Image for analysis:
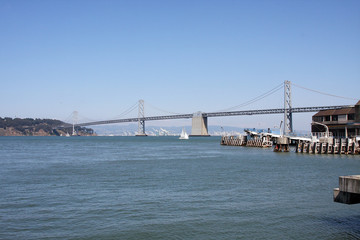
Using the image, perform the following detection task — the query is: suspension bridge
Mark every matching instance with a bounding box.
[62,81,356,136]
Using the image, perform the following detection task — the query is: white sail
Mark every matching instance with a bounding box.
[179,128,189,139]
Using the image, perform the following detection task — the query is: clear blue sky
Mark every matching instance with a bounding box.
[1,0,359,130]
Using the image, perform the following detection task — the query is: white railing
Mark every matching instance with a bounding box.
[312,132,333,138]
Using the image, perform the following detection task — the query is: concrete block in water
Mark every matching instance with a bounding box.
[334,175,360,204]
[276,136,289,145]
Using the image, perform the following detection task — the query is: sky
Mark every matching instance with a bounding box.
[1,0,359,131]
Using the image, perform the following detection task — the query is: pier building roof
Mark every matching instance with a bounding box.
[311,100,360,138]
[313,107,354,117]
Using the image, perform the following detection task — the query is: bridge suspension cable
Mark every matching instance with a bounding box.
[63,102,139,125]
[74,113,98,125]
[110,101,138,120]
[63,112,75,124]
[291,83,357,101]
[61,111,96,126]
[62,111,93,125]
[215,82,284,112]
[146,102,184,115]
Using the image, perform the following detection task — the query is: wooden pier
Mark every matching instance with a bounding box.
[220,135,247,147]
[220,134,272,148]
[221,133,360,154]
[295,138,359,154]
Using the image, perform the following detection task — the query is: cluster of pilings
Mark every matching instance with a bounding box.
[246,136,272,148]
[273,136,290,152]
[221,134,360,154]
[220,135,247,146]
[220,135,272,148]
[295,138,359,154]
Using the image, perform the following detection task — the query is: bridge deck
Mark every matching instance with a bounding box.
[67,105,352,127]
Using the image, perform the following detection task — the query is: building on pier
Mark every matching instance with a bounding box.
[311,100,360,138]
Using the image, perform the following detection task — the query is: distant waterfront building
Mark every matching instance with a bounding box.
[311,100,360,138]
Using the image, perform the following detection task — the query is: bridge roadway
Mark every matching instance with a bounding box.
[70,105,352,127]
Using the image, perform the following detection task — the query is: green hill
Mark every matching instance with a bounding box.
[0,117,95,136]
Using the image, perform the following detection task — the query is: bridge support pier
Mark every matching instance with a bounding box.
[274,136,290,152]
[190,112,210,137]
[136,100,147,136]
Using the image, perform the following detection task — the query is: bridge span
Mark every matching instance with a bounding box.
[63,81,357,136]
[68,105,352,136]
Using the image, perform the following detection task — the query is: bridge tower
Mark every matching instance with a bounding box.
[284,80,293,134]
[190,112,210,137]
[136,99,147,136]
[72,111,78,136]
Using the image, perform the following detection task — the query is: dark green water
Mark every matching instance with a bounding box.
[0,136,359,239]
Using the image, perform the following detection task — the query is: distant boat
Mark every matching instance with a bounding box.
[179,128,189,140]
[65,133,70,137]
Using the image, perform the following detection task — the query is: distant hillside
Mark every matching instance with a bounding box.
[0,117,95,136]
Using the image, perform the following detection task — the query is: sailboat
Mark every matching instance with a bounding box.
[179,128,189,140]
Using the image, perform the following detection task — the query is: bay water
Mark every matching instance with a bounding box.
[0,136,359,239]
